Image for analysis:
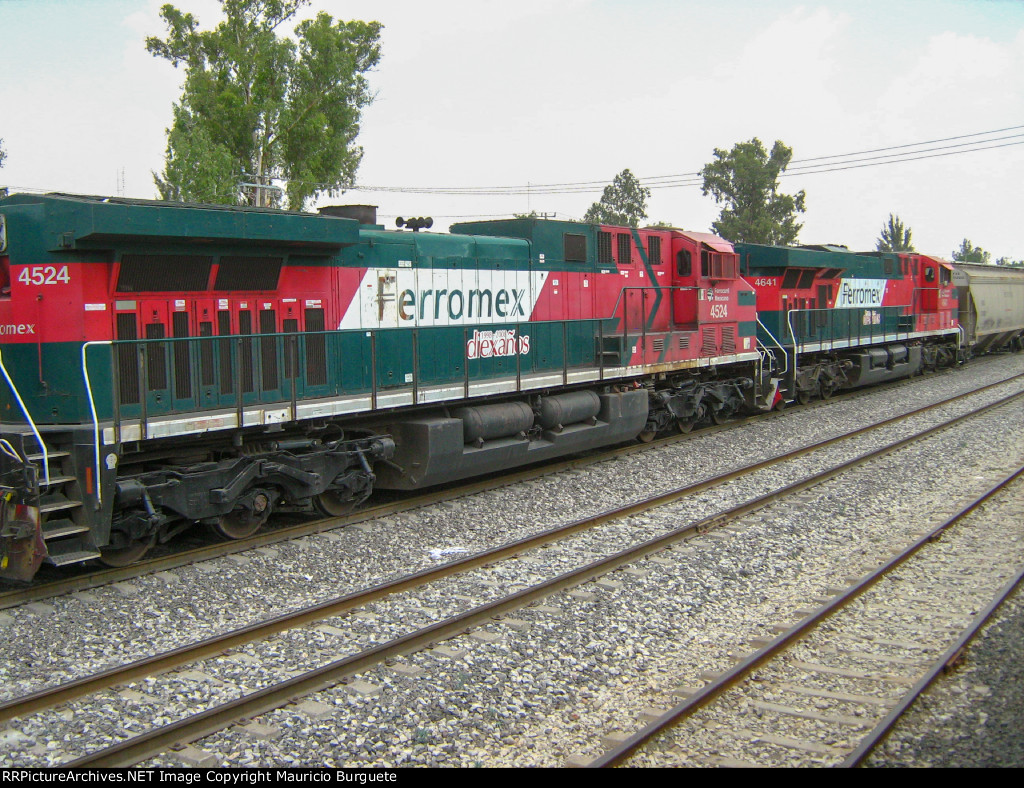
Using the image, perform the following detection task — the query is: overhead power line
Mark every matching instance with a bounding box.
[345,123,1024,196]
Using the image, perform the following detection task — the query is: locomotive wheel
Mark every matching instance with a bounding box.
[213,491,272,540]
[313,491,360,518]
[213,510,267,540]
[820,382,835,400]
[796,389,812,406]
[99,536,155,567]
[710,408,729,426]
[637,429,657,443]
[677,418,697,434]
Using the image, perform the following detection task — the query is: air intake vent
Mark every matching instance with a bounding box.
[652,337,665,353]
[678,335,690,350]
[722,325,736,354]
[117,255,212,292]
[701,328,717,356]
[214,256,282,291]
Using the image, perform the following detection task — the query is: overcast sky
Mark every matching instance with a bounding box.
[1,0,1022,259]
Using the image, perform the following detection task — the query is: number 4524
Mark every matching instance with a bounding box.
[17,265,71,286]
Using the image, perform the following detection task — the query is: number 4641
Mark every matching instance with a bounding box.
[17,265,71,286]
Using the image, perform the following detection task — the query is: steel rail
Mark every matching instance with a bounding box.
[592,463,1024,768]
[59,390,1024,767]
[841,564,1024,767]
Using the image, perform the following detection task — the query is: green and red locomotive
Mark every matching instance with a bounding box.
[737,243,961,403]
[1,192,1004,582]
[0,194,767,580]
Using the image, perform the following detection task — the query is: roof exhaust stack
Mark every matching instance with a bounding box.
[319,204,378,225]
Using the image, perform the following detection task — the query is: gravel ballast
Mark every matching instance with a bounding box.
[0,354,1022,768]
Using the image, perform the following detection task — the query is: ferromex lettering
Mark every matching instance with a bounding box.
[835,279,886,308]
[0,324,35,335]
[340,268,548,329]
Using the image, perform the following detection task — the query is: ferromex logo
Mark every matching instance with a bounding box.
[340,269,549,329]
[835,279,886,308]
[399,287,526,322]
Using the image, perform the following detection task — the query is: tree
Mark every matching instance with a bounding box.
[952,239,992,264]
[583,169,651,226]
[876,213,915,252]
[0,138,6,169]
[700,138,806,245]
[996,257,1024,267]
[147,0,381,210]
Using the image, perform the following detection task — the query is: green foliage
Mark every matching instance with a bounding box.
[147,0,381,210]
[996,256,1024,267]
[583,169,651,227]
[876,213,914,252]
[952,239,992,264]
[0,138,6,169]
[700,138,806,245]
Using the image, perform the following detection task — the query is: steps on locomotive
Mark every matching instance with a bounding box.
[597,334,628,364]
[14,432,101,566]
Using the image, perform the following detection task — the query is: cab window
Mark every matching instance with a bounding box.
[676,249,692,277]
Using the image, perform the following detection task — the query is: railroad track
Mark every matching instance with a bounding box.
[2,378,1021,767]
[592,465,1024,768]
[1,363,1015,611]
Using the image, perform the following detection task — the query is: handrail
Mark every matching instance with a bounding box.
[756,318,788,376]
[785,303,925,350]
[81,341,111,506]
[0,346,50,489]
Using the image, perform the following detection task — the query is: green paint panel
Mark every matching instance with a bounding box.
[0,193,359,252]
[451,218,604,271]
[737,243,900,279]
